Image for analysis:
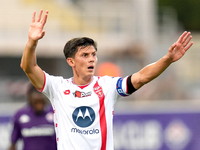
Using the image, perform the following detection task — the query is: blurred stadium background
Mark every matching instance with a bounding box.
[1,0,200,149]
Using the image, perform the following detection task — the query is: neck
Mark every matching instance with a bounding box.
[73,75,93,85]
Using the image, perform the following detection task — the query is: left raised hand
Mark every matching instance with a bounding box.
[167,31,193,62]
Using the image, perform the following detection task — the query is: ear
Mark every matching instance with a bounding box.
[67,58,75,67]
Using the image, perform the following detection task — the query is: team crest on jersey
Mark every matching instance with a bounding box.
[73,91,92,98]
[72,106,95,128]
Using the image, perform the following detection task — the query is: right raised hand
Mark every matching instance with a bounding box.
[28,10,49,41]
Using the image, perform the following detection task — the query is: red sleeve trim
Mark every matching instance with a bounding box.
[37,71,46,92]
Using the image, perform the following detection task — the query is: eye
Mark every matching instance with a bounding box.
[92,53,96,56]
[82,53,87,57]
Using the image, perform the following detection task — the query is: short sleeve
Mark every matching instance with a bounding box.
[41,71,54,101]
[41,71,67,103]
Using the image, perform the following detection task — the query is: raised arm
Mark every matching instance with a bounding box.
[20,10,48,90]
[131,31,193,89]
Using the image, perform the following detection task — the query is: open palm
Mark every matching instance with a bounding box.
[28,10,48,41]
[167,31,193,62]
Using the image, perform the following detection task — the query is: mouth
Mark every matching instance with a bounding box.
[88,66,94,70]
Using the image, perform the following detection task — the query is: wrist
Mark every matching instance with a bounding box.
[27,39,38,50]
[163,54,174,64]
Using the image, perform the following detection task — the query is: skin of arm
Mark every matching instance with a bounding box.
[20,10,48,90]
[8,143,16,150]
[131,31,193,90]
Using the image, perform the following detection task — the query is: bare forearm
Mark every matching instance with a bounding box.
[132,55,173,89]
[141,55,172,81]
[20,39,44,90]
[20,39,38,73]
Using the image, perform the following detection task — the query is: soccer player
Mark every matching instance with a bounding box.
[8,84,57,150]
[20,10,193,150]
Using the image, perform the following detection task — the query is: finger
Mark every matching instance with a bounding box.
[182,32,191,43]
[37,9,43,22]
[183,35,192,47]
[184,41,193,51]
[41,10,49,26]
[169,43,176,52]
[177,31,187,43]
[32,11,36,23]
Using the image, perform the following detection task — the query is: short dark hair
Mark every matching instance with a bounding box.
[63,37,97,59]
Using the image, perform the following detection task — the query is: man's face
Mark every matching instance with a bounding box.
[72,46,97,79]
[29,92,46,115]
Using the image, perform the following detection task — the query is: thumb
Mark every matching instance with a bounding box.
[169,43,176,52]
[39,31,45,39]
[42,30,45,37]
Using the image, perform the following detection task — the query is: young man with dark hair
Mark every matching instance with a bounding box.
[20,10,193,150]
[8,84,57,150]
[63,37,98,59]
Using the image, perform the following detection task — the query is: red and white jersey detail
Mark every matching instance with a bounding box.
[42,71,130,150]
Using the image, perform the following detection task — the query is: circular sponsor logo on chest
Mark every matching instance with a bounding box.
[72,106,95,128]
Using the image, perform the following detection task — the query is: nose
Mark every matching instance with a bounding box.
[89,54,95,62]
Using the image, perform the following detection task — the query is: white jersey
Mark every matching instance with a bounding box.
[41,71,130,150]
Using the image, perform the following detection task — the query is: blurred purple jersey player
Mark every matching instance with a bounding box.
[8,84,57,150]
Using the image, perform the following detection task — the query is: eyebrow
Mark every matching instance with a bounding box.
[80,50,96,54]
